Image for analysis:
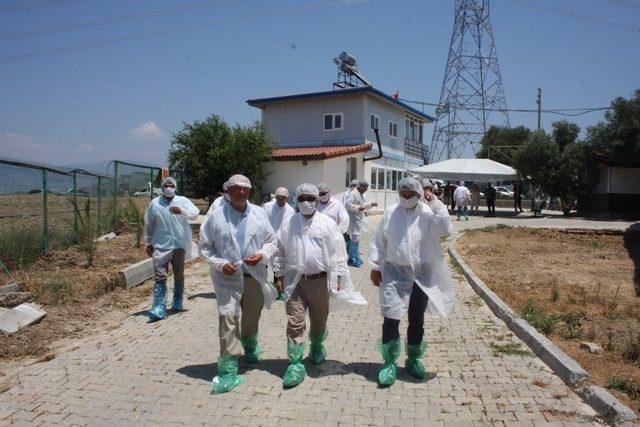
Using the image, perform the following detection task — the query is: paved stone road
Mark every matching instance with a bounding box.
[0,216,605,426]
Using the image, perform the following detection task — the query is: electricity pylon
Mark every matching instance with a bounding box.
[430,0,510,162]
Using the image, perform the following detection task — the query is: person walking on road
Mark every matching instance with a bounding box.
[344,180,377,267]
[144,177,200,321]
[453,181,471,221]
[199,174,278,394]
[369,177,454,386]
[274,183,366,388]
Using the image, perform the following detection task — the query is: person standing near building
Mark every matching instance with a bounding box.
[144,177,200,321]
[369,177,454,386]
[340,179,359,257]
[453,181,471,221]
[470,183,480,216]
[207,181,230,215]
[344,180,377,267]
[274,183,366,388]
[514,181,524,213]
[316,183,349,234]
[199,174,278,394]
[485,182,497,217]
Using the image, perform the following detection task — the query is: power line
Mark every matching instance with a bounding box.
[0,0,371,64]
[398,97,612,117]
[510,0,640,35]
[0,0,88,14]
[0,1,223,42]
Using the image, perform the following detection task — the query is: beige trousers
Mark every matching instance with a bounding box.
[285,276,330,345]
[218,276,265,357]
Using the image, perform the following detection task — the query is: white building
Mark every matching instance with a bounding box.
[247,86,434,210]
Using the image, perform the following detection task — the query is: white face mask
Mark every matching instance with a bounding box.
[399,196,419,209]
[163,187,176,197]
[223,193,231,202]
[298,201,316,215]
[319,194,330,203]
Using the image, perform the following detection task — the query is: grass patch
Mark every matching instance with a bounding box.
[449,256,464,275]
[521,299,559,335]
[0,227,77,271]
[490,342,533,357]
[607,376,640,401]
[464,295,483,307]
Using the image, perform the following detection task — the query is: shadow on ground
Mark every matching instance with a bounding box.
[624,223,640,296]
[177,359,436,387]
[187,292,216,300]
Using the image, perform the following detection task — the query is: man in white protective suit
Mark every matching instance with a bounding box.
[144,176,200,321]
[207,181,230,215]
[274,183,366,388]
[262,186,295,300]
[315,182,349,234]
[453,180,471,221]
[344,180,377,267]
[199,174,278,394]
[369,177,454,387]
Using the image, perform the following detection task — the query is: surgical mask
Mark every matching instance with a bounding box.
[223,193,231,202]
[163,187,176,197]
[319,194,330,203]
[298,201,316,215]
[399,196,419,209]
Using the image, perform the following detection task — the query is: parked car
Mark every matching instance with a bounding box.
[495,186,514,198]
[65,188,91,196]
[133,187,162,197]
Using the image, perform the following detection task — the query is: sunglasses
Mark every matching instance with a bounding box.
[297,195,317,202]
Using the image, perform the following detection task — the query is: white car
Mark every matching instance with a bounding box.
[133,187,162,197]
[495,186,514,197]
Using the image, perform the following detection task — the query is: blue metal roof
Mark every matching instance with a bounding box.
[247,86,435,123]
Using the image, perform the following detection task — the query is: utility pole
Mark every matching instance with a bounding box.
[536,88,542,131]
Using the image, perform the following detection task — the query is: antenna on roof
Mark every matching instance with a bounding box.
[332,51,371,90]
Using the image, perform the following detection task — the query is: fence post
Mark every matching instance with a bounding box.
[42,169,49,254]
[97,176,102,233]
[112,162,118,228]
[73,170,78,235]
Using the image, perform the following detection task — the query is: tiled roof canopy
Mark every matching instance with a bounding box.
[271,143,373,161]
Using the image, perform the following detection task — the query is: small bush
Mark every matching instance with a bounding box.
[521,300,559,335]
[70,198,98,266]
[558,312,584,339]
[607,376,640,400]
[122,198,144,247]
[37,278,71,305]
[622,333,640,361]
[550,282,560,302]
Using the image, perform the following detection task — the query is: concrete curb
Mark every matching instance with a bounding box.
[448,233,638,424]
[118,242,200,290]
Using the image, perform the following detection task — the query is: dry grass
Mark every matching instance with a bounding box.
[457,227,640,413]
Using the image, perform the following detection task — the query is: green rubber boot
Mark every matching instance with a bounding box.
[308,331,328,365]
[377,339,401,387]
[405,341,427,380]
[211,356,244,394]
[241,335,260,364]
[282,343,306,388]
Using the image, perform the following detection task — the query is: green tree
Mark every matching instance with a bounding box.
[551,120,580,152]
[168,115,274,202]
[476,125,531,167]
[587,89,640,167]
[514,130,558,194]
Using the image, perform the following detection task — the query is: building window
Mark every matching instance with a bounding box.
[370,114,379,130]
[405,115,423,143]
[388,121,397,138]
[324,113,343,131]
[370,168,377,190]
[377,168,385,190]
[345,157,357,187]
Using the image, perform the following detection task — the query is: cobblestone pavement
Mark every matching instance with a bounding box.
[0,216,604,426]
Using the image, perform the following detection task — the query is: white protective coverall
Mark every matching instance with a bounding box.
[207,194,229,216]
[316,198,349,234]
[344,189,372,241]
[273,211,367,311]
[453,185,471,207]
[199,203,278,315]
[368,198,454,320]
[263,200,295,232]
[144,195,200,264]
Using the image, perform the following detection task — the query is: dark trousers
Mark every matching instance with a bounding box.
[516,195,523,212]
[487,199,495,216]
[382,285,429,345]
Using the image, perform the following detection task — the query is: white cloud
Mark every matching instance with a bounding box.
[130,121,165,140]
[75,144,94,152]
[0,132,56,161]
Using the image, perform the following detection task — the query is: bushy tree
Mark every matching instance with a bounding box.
[476,125,531,166]
[552,120,580,152]
[587,89,640,167]
[168,115,273,202]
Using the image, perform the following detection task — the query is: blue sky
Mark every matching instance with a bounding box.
[0,0,638,167]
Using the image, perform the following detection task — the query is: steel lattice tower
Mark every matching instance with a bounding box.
[429,0,510,162]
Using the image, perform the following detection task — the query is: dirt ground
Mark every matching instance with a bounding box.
[0,233,154,361]
[457,226,640,413]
